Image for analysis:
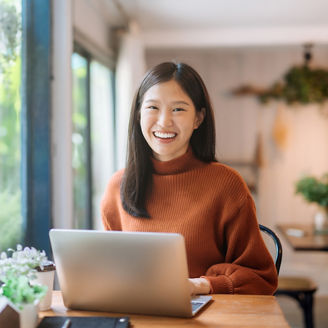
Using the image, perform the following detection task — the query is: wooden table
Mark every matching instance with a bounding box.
[39,291,290,327]
[277,224,328,251]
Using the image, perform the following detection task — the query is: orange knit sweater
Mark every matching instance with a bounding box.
[101,149,278,295]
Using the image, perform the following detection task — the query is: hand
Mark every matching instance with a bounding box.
[188,277,211,295]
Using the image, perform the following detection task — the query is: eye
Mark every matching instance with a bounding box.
[147,105,158,110]
[173,107,186,112]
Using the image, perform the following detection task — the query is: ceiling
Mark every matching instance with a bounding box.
[97,0,328,47]
[103,0,328,29]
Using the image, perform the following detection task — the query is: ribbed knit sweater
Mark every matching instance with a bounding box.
[101,148,278,295]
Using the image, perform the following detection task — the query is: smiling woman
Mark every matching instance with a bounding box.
[118,62,216,218]
[101,62,278,296]
[140,80,204,162]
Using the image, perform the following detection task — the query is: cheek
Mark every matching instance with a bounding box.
[181,117,199,134]
[140,114,151,137]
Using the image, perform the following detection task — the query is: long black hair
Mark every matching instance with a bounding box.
[120,62,217,218]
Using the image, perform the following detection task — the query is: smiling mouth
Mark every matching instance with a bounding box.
[153,131,177,139]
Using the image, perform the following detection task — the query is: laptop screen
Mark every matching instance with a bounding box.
[50,229,198,317]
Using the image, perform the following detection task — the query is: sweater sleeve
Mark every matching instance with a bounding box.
[100,170,124,231]
[204,195,278,295]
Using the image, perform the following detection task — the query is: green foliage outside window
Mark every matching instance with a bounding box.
[0,0,22,251]
[72,53,89,229]
[0,0,20,72]
[0,190,21,251]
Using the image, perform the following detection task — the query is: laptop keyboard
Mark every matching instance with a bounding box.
[191,301,204,312]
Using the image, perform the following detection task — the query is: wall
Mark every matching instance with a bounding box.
[72,0,114,65]
[146,46,328,294]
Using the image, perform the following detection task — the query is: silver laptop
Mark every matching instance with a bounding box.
[49,229,212,317]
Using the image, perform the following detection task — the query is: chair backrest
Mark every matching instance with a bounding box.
[259,224,282,275]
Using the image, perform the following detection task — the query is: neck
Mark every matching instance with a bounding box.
[151,147,206,175]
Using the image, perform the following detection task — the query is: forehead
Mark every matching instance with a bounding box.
[142,80,192,103]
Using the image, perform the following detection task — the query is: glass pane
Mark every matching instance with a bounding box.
[71,52,89,229]
[90,61,115,230]
[0,0,22,251]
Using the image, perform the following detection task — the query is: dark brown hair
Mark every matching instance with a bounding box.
[120,62,217,218]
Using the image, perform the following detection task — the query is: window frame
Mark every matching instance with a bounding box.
[21,0,52,254]
[71,43,116,229]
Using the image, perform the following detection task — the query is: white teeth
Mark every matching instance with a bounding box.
[154,131,176,139]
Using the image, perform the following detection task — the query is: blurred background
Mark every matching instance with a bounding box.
[1,0,328,326]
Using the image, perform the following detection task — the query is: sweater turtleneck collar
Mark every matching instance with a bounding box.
[151,147,206,175]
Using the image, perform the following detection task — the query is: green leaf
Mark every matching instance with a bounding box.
[295,174,328,209]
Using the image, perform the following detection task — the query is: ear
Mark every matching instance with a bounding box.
[194,108,205,129]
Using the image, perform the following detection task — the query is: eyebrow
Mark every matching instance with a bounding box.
[144,99,190,106]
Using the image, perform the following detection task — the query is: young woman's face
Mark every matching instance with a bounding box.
[140,79,204,162]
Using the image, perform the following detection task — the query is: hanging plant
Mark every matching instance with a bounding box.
[231,45,328,105]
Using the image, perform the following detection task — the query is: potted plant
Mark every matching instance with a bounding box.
[1,245,56,311]
[0,248,47,328]
[0,245,55,328]
[295,173,328,233]
[0,274,46,328]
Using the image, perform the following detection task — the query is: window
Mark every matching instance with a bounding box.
[72,49,115,230]
[0,0,22,251]
[90,60,115,230]
[72,52,90,229]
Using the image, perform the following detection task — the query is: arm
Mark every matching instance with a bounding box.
[205,195,278,295]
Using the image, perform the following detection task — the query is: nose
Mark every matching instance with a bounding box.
[157,109,173,127]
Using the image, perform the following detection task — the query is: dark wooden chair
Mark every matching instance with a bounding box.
[275,276,317,328]
[259,224,317,328]
[259,224,282,274]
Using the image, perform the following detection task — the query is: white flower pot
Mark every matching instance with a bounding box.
[314,208,328,234]
[33,268,55,311]
[20,303,38,328]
